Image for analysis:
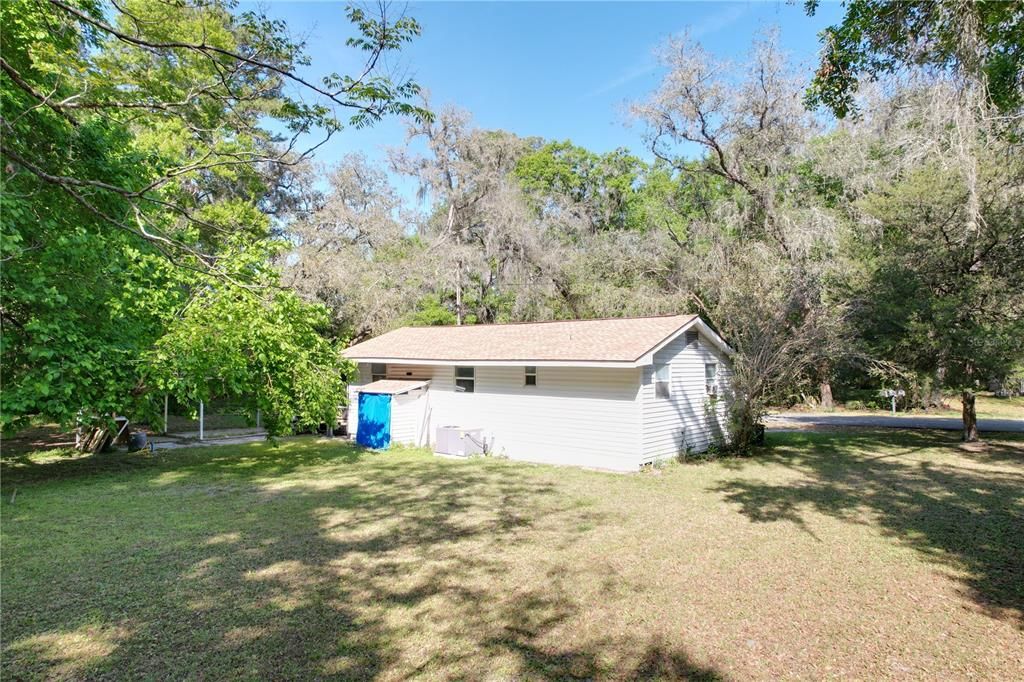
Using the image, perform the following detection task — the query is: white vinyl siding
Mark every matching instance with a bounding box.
[348,328,732,470]
[355,362,643,471]
[390,389,430,446]
[384,364,433,381]
[348,363,433,443]
[639,332,732,462]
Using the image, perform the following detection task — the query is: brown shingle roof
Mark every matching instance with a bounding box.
[342,314,699,364]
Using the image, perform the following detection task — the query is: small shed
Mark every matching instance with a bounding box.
[351,379,430,449]
[342,315,735,471]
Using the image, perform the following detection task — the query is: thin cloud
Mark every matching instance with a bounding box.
[588,63,660,98]
[586,3,748,98]
[690,3,748,39]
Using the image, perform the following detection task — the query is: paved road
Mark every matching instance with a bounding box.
[766,412,1024,433]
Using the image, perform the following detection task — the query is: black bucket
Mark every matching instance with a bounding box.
[128,431,148,452]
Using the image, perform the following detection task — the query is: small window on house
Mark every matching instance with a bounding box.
[525,366,537,386]
[685,330,699,347]
[654,362,671,399]
[455,366,475,393]
[371,363,387,382]
[705,363,718,395]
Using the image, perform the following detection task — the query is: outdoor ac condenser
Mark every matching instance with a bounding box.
[435,426,485,457]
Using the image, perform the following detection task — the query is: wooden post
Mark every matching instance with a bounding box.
[256,408,261,429]
[163,394,169,434]
[199,400,204,441]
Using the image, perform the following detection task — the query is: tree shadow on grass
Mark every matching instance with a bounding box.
[0,436,364,486]
[2,438,724,680]
[713,430,1024,626]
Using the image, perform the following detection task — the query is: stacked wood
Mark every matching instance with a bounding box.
[77,427,112,454]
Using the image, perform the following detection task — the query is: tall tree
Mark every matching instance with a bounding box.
[855,158,1024,440]
[514,141,646,233]
[806,0,1024,117]
[283,154,431,342]
[816,82,1024,440]
[807,0,1024,438]
[633,30,852,448]
[1,0,424,436]
[390,103,550,325]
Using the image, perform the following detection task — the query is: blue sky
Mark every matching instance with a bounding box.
[248,1,845,196]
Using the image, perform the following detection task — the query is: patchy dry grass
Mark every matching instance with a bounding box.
[2,431,1022,680]
[817,392,1024,420]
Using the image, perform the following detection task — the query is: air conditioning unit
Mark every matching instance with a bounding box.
[435,426,485,457]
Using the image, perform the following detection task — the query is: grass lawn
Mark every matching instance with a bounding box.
[817,392,1024,420]
[2,431,1022,680]
[968,393,1024,419]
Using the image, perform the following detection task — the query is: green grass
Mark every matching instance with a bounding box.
[939,393,1024,419]
[3,432,1023,680]
[825,392,1024,420]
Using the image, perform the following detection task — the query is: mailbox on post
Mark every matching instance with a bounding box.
[880,388,906,414]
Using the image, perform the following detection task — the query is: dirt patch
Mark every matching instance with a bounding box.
[1,425,77,457]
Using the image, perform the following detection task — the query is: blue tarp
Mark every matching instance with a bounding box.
[356,392,391,449]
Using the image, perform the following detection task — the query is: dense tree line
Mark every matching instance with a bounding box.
[3,0,1021,448]
[283,22,1023,445]
[1,0,425,441]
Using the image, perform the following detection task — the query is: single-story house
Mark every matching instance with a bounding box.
[341,314,733,472]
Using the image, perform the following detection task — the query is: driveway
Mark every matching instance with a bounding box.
[766,412,1024,433]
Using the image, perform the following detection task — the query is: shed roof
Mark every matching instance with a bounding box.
[356,379,430,395]
[342,314,727,368]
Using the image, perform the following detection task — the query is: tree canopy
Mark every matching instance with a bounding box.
[2,0,1021,447]
[806,0,1024,116]
[1,0,424,436]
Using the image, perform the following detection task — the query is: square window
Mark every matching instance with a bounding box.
[525,366,537,386]
[455,367,475,393]
[705,363,718,395]
[654,362,671,399]
[370,363,386,382]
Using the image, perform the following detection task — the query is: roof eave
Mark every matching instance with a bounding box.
[633,317,735,365]
[342,356,644,369]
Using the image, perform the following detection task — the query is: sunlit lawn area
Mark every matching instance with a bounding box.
[967,393,1024,419]
[822,392,1024,420]
[2,431,1022,680]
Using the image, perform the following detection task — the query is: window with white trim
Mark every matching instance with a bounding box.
[705,363,718,395]
[370,363,387,382]
[525,366,537,386]
[455,366,475,393]
[654,361,671,399]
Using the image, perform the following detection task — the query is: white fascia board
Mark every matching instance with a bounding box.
[634,317,736,366]
[345,357,641,369]
[695,319,736,356]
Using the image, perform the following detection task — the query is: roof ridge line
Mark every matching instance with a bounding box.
[395,313,695,331]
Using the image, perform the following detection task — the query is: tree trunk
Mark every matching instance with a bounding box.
[961,390,979,442]
[447,203,463,327]
[455,257,463,326]
[819,381,834,410]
